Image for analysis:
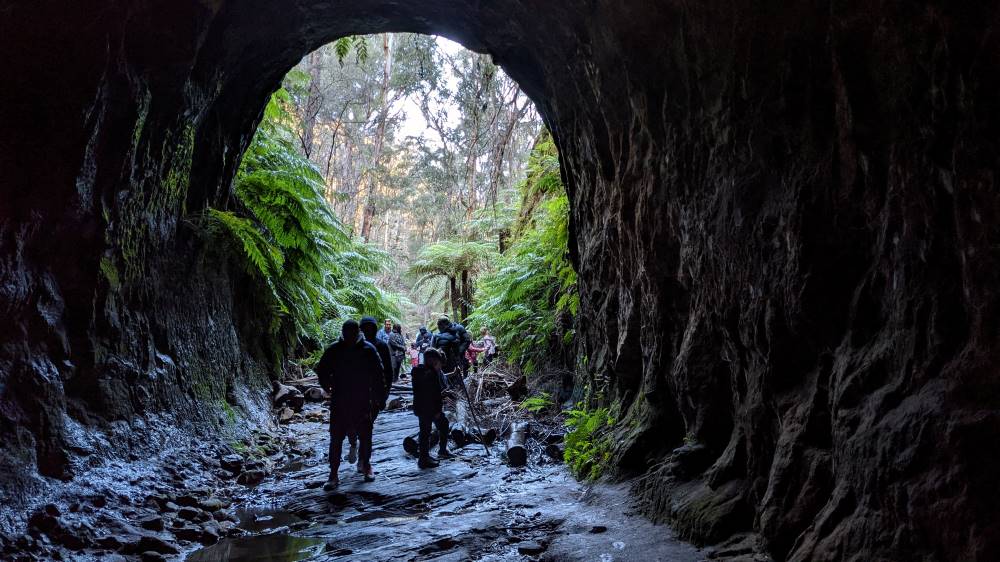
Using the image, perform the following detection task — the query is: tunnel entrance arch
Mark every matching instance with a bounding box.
[3,2,999,560]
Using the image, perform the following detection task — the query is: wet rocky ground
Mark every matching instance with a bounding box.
[3,387,709,561]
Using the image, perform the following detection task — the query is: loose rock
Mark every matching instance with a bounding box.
[237,469,266,486]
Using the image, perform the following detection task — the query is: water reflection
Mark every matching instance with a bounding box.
[186,534,325,561]
[236,509,306,533]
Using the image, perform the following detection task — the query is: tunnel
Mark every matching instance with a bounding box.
[2,1,1000,560]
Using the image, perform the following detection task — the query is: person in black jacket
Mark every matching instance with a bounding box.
[360,316,394,412]
[410,348,453,468]
[413,326,432,363]
[414,326,432,350]
[315,320,385,489]
[388,323,407,381]
[432,316,472,375]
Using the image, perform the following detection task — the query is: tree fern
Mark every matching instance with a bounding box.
[467,131,577,373]
[204,88,400,347]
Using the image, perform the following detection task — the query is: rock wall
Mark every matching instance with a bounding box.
[2,0,998,559]
[562,3,1000,561]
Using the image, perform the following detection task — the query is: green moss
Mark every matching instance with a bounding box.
[192,377,215,401]
[131,90,150,149]
[99,256,121,289]
[158,123,196,210]
[219,400,237,425]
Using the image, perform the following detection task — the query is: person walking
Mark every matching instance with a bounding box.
[414,325,432,363]
[410,348,453,468]
[315,320,385,490]
[376,318,392,344]
[431,316,472,376]
[360,317,394,411]
[388,323,408,382]
[465,339,487,374]
[480,327,497,365]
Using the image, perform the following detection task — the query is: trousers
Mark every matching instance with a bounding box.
[330,416,373,470]
[418,411,450,457]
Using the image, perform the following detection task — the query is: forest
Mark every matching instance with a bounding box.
[214,34,577,381]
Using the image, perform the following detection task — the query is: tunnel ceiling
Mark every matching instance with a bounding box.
[3,1,1000,560]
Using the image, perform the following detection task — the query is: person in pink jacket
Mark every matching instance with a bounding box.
[465,340,487,374]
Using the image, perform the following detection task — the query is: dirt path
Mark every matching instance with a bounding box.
[186,393,704,561]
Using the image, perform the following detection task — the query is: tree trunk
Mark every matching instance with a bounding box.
[299,50,323,158]
[354,35,393,240]
[460,269,470,322]
[449,276,460,319]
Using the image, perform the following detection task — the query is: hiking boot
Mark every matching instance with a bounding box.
[347,443,358,464]
[363,464,376,482]
[418,455,439,469]
[323,475,339,492]
[437,447,454,459]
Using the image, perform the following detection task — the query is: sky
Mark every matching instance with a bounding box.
[396,36,471,141]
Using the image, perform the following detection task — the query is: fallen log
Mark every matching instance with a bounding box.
[506,375,528,401]
[450,426,497,448]
[443,399,495,449]
[545,443,564,461]
[402,431,440,457]
[272,381,304,411]
[506,422,530,467]
[303,386,326,402]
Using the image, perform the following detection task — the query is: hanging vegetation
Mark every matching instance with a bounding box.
[467,131,578,374]
[203,87,400,350]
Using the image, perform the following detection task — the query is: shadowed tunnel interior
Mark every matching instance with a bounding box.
[2,1,1000,560]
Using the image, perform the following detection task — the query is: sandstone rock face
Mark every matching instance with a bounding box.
[2,1,998,559]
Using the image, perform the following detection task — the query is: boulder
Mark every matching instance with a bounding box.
[219,454,243,473]
[271,381,305,411]
[303,386,326,402]
[237,469,266,486]
[139,516,164,532]
[129,535,179,556]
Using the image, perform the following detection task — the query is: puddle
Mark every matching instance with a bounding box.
[236,508,308,533]
[185,533,326,561]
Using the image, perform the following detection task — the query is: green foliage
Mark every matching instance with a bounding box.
[519,392,554,414]
[205,89,400,347]
[333,35,370,66]
[407,240,497,290]
[467,132,577,373]
[563,406,614,480]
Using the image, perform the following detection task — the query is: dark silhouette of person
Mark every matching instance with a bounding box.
[410,347,453,468]
[414,326,432,350]
[315,320,384,489]
[360,316,394,412]
[432,316,472,375]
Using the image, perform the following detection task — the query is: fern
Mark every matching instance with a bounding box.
[205,88,400,346]
[519,392,554,413]
[334,35,370,66]
[467,131,577,373]
[407,240,497,289]
[563,406,614,480]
